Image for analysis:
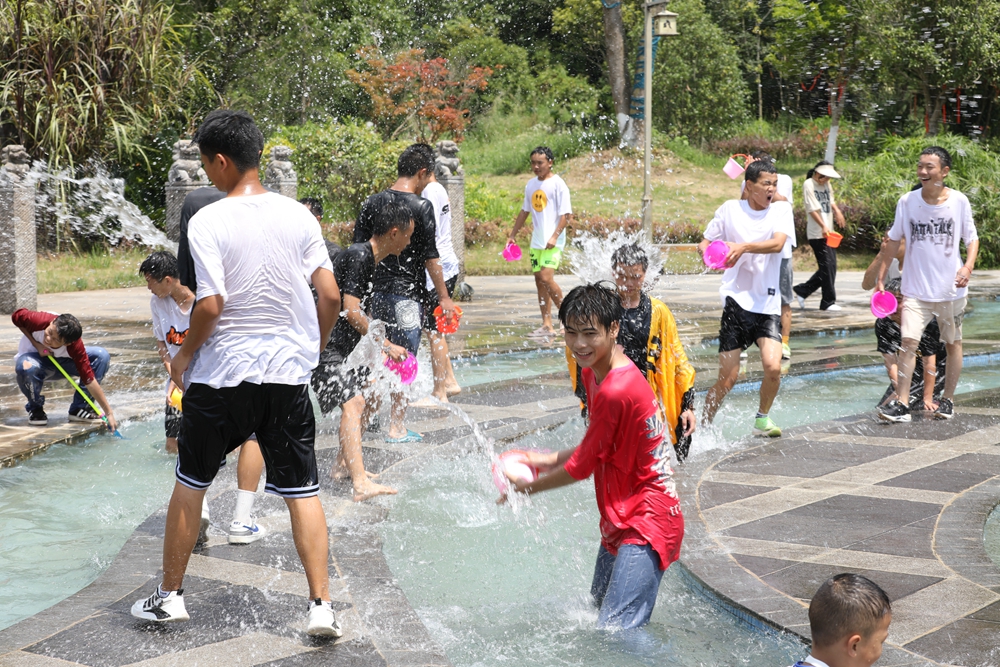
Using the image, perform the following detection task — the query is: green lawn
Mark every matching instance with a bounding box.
[37,249,149,293]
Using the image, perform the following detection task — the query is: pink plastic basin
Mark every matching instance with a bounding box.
[491,450,539,492]
[384,355,418,384]
[723,157,745,179]
[703,240,729,269]
[871,291,898,319]
[502,242,522,262]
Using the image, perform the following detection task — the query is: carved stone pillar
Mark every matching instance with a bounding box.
[165,140,210,241]
[263,146,297,199]
[0,145,38,313]
[435,141,468,297]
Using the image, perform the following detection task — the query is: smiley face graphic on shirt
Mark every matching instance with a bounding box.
[531,189,548,212]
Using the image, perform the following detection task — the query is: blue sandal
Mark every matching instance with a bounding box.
[385,429,423,443]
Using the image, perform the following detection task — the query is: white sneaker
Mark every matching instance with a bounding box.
[307,599,343,637]
[824,304,843,311]
[130,586,189,623]
[739,350,748,359]
[228,520,266,544]
[795,295,806,310]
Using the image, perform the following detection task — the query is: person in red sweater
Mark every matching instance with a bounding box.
[500,283,684,630]
[12,309,116,430]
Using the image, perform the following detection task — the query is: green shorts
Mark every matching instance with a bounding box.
[530,247,562,272]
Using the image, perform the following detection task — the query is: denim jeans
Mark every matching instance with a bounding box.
[370,292,423,354]
[590,543,665,630]
[14,347,110,413]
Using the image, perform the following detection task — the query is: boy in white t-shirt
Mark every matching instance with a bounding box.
[699,160,793,437]
[140,250,266,546]
[876,146,979,422]
[131,110,343,637]
[507,146,572,337]
[741,150,796,359]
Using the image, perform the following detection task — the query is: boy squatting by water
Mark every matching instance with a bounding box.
[501,283,684,630]
[131,109,344,637]
[698,159,793,438]
[565,243,697,461]
[311,195,414,502]
[140,250,268,545]
[507,145,572,337]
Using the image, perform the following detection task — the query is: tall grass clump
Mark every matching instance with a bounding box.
[839,135,1000,267]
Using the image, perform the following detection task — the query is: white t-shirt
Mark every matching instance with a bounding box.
[187,192,333,388]
[803,178,835,240]
[16,312,72,360]
[741,174,796,258]
[522,174,571,250]
[888,188,978,302]
[150,295,192,360]
[704,200,795,315]
[422,181,460,290]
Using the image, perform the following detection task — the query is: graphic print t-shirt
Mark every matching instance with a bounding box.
[888,189,978,302]
[563,362,681,571]
[150,295,192,360]
[803,178,835,240]
[522,174,571,250]
[703,199,795,315]
[354,190,438,300]
[329,242,376,357]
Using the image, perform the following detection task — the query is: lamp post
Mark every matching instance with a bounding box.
[641,2,678,243]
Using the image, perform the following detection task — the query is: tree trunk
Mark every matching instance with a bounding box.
[824,84,845,164]
[603,4,629,120]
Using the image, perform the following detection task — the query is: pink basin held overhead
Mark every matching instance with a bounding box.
[723,156,746,179]
[871,291,898,319]
[703,240,729,270]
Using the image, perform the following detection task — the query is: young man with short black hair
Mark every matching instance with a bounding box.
[699,159,793,437]
[313,195,413,501]
[876,146,979,422]
[131,110,343,636]
[353,143,457,443]
[12,310,115,430]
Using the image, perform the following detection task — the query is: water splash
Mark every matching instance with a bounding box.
[566,229,664,289]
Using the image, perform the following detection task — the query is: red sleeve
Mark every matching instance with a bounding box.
[68,340,95,385]
[11,309,54,333]
[564,373,621,481]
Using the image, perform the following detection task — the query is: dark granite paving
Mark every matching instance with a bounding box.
[679,388,1000,665]
[0,375,580,667]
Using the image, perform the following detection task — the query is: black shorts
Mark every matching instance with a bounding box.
[718,297,781,353]
[165,404,182,439]
[176,382,318,498]
[311,349,369,414]
[421,276,458,331]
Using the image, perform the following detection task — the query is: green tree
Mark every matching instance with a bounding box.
[0,0,197,167]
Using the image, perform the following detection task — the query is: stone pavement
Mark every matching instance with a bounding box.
[678,389,1000,667]
[0,374,581,667]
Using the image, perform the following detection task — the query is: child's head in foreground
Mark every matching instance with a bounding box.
[558,283,623,368]
[809,573,891,667]
[611,243,649,302]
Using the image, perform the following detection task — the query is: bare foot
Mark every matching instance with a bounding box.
[431,391,450,403]
[445,384,462,396]
[329,464,351,480]
[353,480,397,502]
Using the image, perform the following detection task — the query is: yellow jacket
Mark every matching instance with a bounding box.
[566,296,696,444]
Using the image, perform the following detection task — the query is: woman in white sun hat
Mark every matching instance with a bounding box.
[793,161,846,311]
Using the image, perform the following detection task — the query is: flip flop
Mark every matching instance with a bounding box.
[385,429,423,443]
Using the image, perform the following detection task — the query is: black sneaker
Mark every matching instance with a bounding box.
[68,408,101,423]
[933,398,955,420]
[878,399,911,423]
[28,409,48,426]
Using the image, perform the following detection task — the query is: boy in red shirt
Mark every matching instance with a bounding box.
[12,309,116,430]
[501,283,683,630]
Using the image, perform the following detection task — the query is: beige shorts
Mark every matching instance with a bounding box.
[901,296,966,345]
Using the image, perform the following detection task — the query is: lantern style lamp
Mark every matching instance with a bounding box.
[653,11,678,36]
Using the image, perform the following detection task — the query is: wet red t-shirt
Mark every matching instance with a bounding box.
[564,361,683,570]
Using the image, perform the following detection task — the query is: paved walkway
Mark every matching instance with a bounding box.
[679,389,1000,667]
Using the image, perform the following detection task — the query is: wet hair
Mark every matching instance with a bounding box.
[53,314,83,344]
[806,160,833,180]
[139,251,179,281]
[611,243,649,271]
[531,146,555,162]
[300,197,323,219]
[558,282,623,331]
[359,192,414,237]
[809,574,891,648]
[920,146,952,170]
[750,150,774,163]
[745,159,777,183]
[397,143,435,177]
[193,110,264,173]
